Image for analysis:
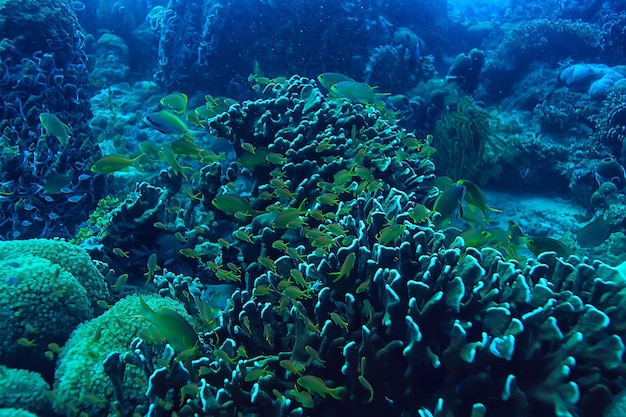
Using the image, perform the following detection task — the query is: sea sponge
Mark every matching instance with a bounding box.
[0,366,49,413]
[53,294,193,416]
[0,239,108,366]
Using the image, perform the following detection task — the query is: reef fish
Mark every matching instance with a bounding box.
[160,92,188,114]
[297,375,346,400]
[317,72,355,90]
[433,185,466,227]
[330,81,388,105]
[135,295,199,356]
[525,236,571,259]
[39,112,72,145]
[577,215,611,248]
[91,154,144,174]
[143,110,191,136]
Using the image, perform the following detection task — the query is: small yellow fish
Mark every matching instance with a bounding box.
[91,154,144,174]
[376,223,406,246]
[266,152,287,165]
[297,375,346,400]
[179,248,201,259]
[112,248,129,258]
[263,323,274,347]
[17,337,37,347]
[304,345,326,366]
[316,193,339,206]
[160,92,188,114]
[234,230,254,244]
[143,109,191,136]
[111,273,128,291]
[279,359,306,376]
[245,366,270,382]
[330,312,349,330]
[329,252,356,282]
[290,268,308,288]
[159,145,193,180]
[179,383,198,406]
[215,268,241,283]
[241,142,256,154]
[524,236,571,259]
[317,72,355,90]
[212,194,255,217]
[282,285,311,300]
[257,256,277,273]
[144,253,161,283]
[253,284,274,297]
[40,112,71,145]
[135,295,199,357]
[433,185,466,227]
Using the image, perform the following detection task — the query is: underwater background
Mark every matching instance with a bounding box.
[3,0,626,416]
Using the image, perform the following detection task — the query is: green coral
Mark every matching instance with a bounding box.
[53,294,192,416]
[0,239,108,365]
[0,366,49,413]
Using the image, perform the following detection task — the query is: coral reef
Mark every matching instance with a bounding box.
[48,76,625,417]
[483,19,603,99]
[0,0,107,239]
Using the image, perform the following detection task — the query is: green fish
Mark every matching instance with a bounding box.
[143,110,191,136]
[297,375,346,400]
[577,215,611,248]
[91,154,144,174]
[329,81,388,105]
[212,194,258,217]
[433,185,466,228]
[457,179,501,219]
[317,72,355,90]
[525,236,571,259]
[42,173,72,194]
[159,145,193,180]
[39,112,71,145]
[135,295,199,356]
[160,92,188,114]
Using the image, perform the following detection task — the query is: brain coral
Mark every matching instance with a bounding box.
[53,294,192,416]
[0,366,49,414]
[0,409,38,417]
[0,239,108,367]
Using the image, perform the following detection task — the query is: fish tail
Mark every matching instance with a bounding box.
[329,386,346,400]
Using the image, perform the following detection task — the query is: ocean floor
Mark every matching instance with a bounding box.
[486,189,626,267]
